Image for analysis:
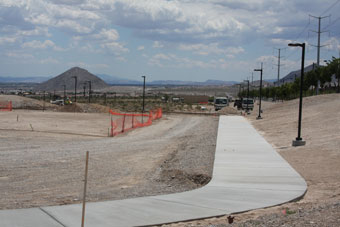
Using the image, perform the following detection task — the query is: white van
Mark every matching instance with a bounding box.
[242,98,254,111]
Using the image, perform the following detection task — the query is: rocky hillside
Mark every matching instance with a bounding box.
[34,67,109,91]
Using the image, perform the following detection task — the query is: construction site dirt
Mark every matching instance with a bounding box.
[0,110,219,210]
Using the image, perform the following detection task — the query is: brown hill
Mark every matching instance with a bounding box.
[34,67,109,91]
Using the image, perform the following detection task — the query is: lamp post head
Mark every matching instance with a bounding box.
[254,69,262,72]
[288,43,305,48]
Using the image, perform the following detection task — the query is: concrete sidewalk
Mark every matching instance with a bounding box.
[0,116,307,227]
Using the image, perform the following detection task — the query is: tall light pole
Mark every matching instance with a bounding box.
[244,80,250,113]
[254,63,263,120]
[289,43,306,146]
[87,81,92,103]
[43,91,45,112]
[72,76,77,103]
[238,84,242,98]
[83,83,86,97]
[141,76,146,123]
[63,84,66,103]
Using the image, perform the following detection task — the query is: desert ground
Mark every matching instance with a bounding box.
[0,102,219,209]
[1,93,340,226]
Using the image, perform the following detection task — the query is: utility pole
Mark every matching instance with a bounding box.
[309,14,330,95]
[274,48,283,86]
[246,80,249,113]
[83,83,86,97]
[63,84,66,102]
[337,50,340,93]
[87,81,92,103]
[43,91,45,112]
[238,84,241,98]
[141,76,146,123]
[72,76,77,102]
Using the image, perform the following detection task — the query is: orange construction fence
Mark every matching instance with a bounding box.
[0,101,12,111]
[109,108,162,136]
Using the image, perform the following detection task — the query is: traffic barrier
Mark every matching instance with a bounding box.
[0,101,12,111]
[109,108,162,136]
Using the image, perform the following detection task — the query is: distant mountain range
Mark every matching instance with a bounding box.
[279,64,316,83]
[0,76,49,83]
[0,71,239,86]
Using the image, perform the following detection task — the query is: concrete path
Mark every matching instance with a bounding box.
[0,116,307,227]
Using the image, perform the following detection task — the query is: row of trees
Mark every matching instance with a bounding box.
[239,57,339,101]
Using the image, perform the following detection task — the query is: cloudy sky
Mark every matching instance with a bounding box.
[1,0,340,82]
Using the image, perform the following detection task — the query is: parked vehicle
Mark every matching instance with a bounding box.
[234,99,242,110]
[214,97,228,111]
[50,99,64,105]
[241,98,254,111]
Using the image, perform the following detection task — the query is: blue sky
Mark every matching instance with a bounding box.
[0,0,340,82]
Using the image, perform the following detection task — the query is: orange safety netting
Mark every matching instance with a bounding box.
[0,101,12,111]
[109,108,162,136]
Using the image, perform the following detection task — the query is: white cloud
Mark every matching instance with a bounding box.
[0,36,18,45]
[6,51,34,59]
[40,57,59,64]
[149,53,216,69]
[137,46,145,51]
[179,43,244,57]
[55,20,93,34]
[324,37,340,52]
[21,40,66,51]
[100,42,129,54]
[270,38,293,46]
[93,29,119,41]
[115,56,126,62]
[153,41,164,48]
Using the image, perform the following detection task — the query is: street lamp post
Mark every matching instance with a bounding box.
[238,84,241,98]
[289,43,306,146]
[83,83,86,97]
[63,84,66,103]
[141,76,146,123]
[73,76,77,103]
[244,80,250,113]
[87,81,92,103]
[254,63,263,120]
[43,91,45,112]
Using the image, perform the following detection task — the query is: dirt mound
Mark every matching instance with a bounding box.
[0,95,111,113]
[0,95,57,110]
[59,103,110,113]
[218,106,239,115]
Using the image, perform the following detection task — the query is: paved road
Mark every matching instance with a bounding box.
[0,116,307,227]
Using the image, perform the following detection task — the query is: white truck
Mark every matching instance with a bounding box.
[214,97,228,111]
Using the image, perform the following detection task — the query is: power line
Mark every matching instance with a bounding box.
[292,21,310,43]
[324,16,340,30]
[321,0,340,16]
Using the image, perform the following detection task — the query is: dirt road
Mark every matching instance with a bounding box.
[0,110,218,209]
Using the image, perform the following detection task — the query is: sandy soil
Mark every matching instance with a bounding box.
[2,93,340,226]
[162,93,340,226]
[0,110,219,209]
